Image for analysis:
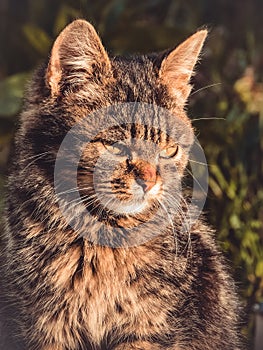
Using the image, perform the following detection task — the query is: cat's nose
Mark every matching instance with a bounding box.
[136,162,157,192]
[137,178,156,192]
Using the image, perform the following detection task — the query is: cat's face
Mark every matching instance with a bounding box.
[25,20,207,234]
[77,121,191,219]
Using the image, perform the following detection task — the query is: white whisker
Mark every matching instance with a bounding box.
[157,198,178,256]
[188,159,209,166]
[192,117,226,122]
[185,168,207,196]
[21,152,52,173]
[190,82,221,96]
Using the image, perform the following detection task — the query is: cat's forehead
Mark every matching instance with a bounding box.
[93,121,193,149]
[110,56,163,104]
[111,55,157,79]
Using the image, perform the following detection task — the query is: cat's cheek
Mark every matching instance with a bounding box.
[177,155,189,174]
[160,155,188,176]
[146,180,162,196]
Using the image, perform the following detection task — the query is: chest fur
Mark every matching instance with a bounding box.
[47,244,171,345]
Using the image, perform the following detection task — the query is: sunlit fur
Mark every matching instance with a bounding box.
[1,20,243,350]
[77,124,187,221]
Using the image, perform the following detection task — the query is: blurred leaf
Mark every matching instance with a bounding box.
[255,261,263,279]
[209,176,223,197]
[234,67,263,114]
[230,214,241,229]
[210,164,228,191]
[0,73,29,117]
[23,24,52,55]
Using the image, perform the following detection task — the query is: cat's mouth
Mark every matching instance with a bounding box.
[79,157,163,216]
[78,154,165,219]
[109,180,162,215]
[78,177,162,217]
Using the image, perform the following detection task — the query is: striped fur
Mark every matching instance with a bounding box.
[1,20,243,350]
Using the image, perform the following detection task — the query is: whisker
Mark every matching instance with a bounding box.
[188,159,209,166]
[162,191,192,257]
[21,152,52,173]
[190,82,221,96]
[157,198,178,256]
[56,186,94,196]
[185,168,207,196]
[192,117,226,122]
[21,151,51,162]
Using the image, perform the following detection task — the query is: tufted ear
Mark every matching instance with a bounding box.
[159,30,208,107]
[46,19,112,96]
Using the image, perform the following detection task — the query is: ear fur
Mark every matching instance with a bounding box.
[46,19,111,96]
[159,30,208,106]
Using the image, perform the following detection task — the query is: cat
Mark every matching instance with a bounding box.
[1,19,243,350]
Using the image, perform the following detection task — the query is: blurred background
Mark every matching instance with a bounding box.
[0,0,262,348]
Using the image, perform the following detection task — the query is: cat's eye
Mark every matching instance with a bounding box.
[104,143,129,157]
[159,145,179,159]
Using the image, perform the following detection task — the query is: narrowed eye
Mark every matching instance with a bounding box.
[159,145,179,159]
[104,143,130,157]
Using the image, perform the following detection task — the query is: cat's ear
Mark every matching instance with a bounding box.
[159,30,208,106]
[46,19,111,96]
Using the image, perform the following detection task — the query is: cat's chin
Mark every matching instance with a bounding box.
[115,201,148,215]
[111,182,161,215]
[111,194,159,216]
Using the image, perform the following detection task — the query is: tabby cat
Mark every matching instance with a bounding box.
[1,19,243,350]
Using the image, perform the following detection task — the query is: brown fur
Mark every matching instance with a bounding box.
[1,20,243,350]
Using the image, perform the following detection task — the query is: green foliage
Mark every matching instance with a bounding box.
[0,73,30,117]
[23,24,52,55]
[206,107,263,302]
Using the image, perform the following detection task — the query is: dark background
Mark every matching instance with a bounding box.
[0,0,262,348]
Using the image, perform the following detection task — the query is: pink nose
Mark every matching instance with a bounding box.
[144,179,156,192]
[136,162,157,192]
